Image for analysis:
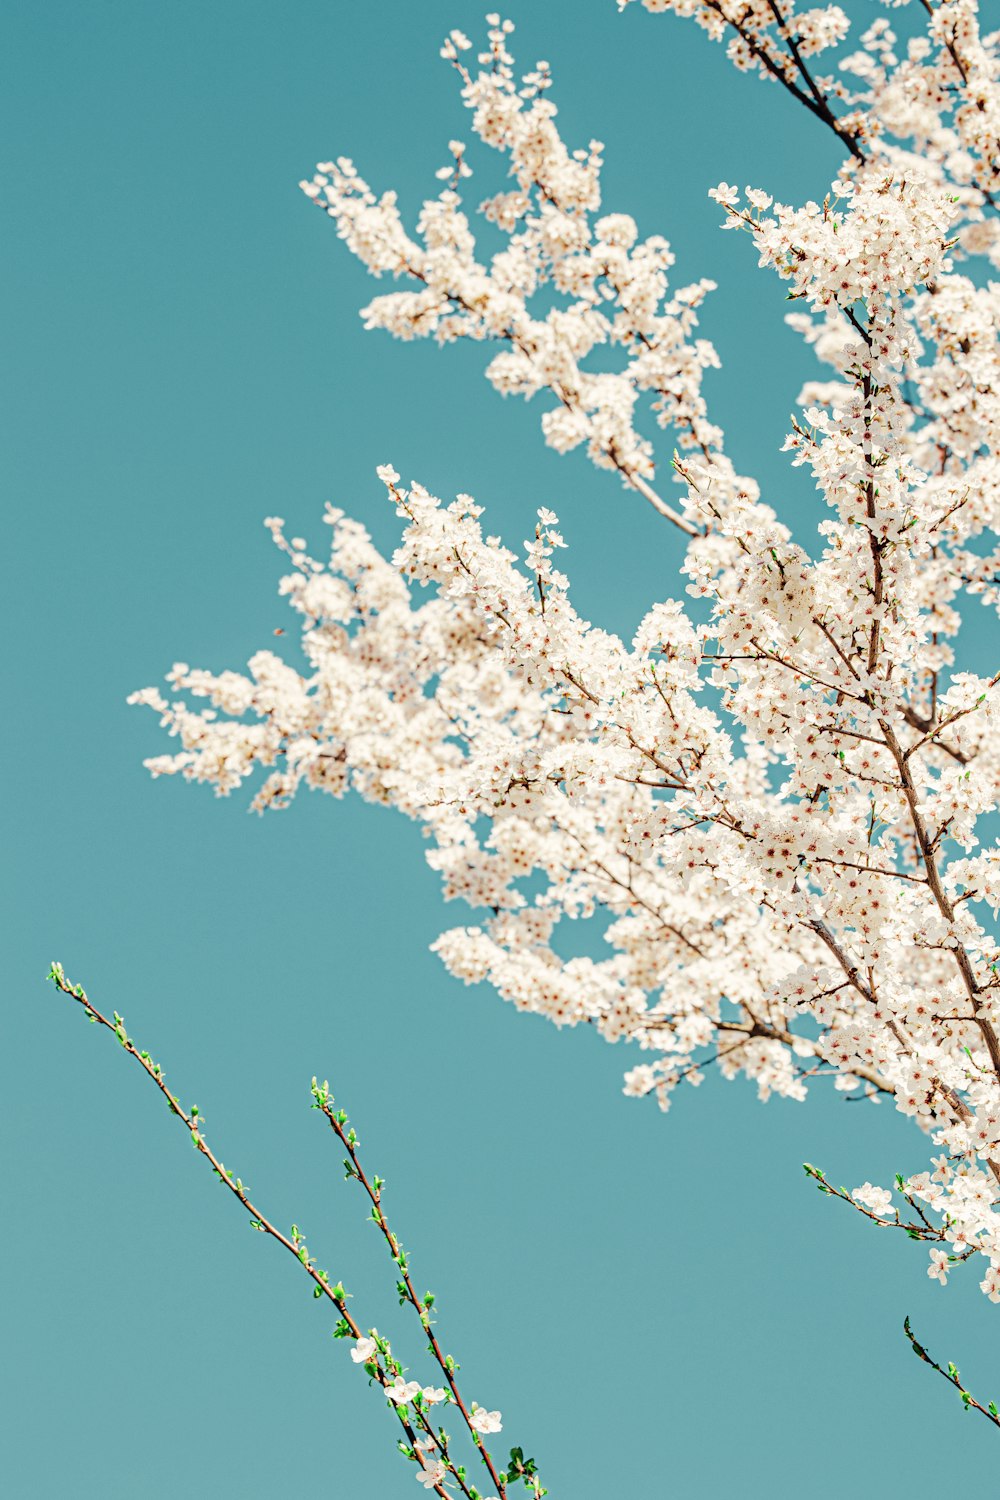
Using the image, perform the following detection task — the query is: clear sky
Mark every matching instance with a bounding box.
[5,2,998,1494]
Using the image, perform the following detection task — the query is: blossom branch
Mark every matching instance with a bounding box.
[46,963,538,1499]
[315,1088,515,1500]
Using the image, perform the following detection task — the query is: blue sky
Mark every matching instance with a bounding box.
[5,2,998,1494]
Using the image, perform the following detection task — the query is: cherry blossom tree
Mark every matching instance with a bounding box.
[92,0,1000,1468]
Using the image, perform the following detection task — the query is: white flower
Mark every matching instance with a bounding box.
[981,1266,1000,1304]
[350,1335,377,1364]
[594,212,638,247]
[708,181,739,206]
[422,1386,447,1404]
[385,1376,421,1405]
[928,1249,950,1285]
[852,1183,894,1218]
[376,464,400,486]
[415,1458,447,1489]
[469,1404,502,1434]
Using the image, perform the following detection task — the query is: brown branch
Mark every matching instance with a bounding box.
[46,964,480,1500]
[903,1316,1000,1428]
[702,0,866,161]
[319,1098,511,1500]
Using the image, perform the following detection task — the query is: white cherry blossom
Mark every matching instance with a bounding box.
[385,1376,422,1405]
[928,1249,951,1285]
[469,1405,503,1435]
[414,1458,448,1489]
[853,1183,895,1218]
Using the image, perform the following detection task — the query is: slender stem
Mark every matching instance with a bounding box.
[903,1316,1000,1428]
[320,1101,510,1500]
[880,719,1000,1089]
[702,0,865,161]
[46,964,459,1500]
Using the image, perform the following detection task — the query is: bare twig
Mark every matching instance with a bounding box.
[903,1317,1000,1428]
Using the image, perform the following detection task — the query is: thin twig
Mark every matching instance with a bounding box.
[903,1316,1000,1428]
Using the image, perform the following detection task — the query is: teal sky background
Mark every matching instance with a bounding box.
[5,2,999,1494]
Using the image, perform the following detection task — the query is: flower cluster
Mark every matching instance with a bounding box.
[299,13,742,533]
[626,0,1000,267]
[136,8,1000,1306]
